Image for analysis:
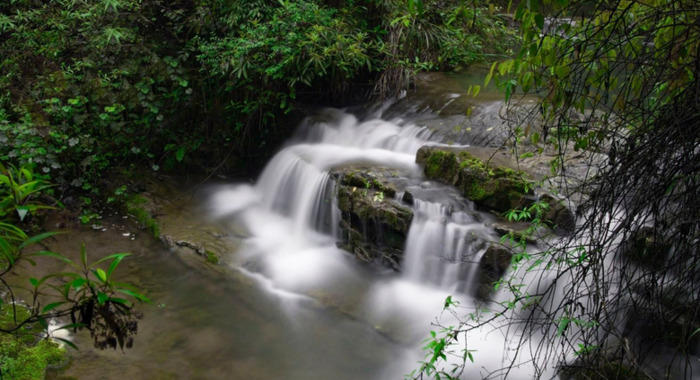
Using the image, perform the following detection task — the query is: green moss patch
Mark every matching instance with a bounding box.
[126,195,161,238]
[1,305,67,380]
[417,147,533,213]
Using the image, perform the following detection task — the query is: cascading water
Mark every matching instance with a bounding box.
[402,199,493,293]
[210,106,559,379]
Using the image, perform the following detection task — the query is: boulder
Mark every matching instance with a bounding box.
[416,146,533,214]
[477,245,513,300]
[331,167,414,270]
[621,226,671,269]
[540,193,576,235]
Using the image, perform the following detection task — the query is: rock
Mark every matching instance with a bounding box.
[416,146,533,214]
[477,245,513,300]
[331,167,414,270]
[540,193,576,235]
[401,190,414,206]
[491,221,539,244]
[621,226,671,269]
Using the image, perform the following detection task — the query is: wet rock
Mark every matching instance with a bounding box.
[621,226,671,269]
[416,146,533,214]
[491,221,539,244]
[331,167,413,270]
[540,193,576,235]
[477,245,513,300]
[401,190,414,206]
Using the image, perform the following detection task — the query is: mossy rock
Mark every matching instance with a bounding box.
[332,167,413,270]
[417,146,533,214]
[337,170,398,198]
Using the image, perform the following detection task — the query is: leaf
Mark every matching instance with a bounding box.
[27,250,73,264]
[535,14,544,30]
[43,301,68,313]
[16,206,29,221]
[557,318,570,336]
[92,252,131,267]
[18,231,62,250]
[71,278,87,290]
[107,297,130,305]
[80,243,87,269]
[97,292,109,305]
[175,147,185,162]
[116,288,151,303]
[54,337,79,350]
[95,268,107,283]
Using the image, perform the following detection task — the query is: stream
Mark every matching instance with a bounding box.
[48,69,556,379]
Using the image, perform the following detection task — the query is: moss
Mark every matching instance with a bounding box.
[419,147,533,213]
[204,250,219,264]
[425,150,459,184]
[126,195,161,238]
[339,171,397,197]
[0,305,67,380]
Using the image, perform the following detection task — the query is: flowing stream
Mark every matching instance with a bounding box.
[53,70,564,379]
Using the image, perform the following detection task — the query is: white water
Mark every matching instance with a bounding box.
[210,108,560,379]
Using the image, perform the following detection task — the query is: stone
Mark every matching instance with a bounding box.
[621,226,671,269]
[540,193,576,235]
[416,146,533,214]
[331,167,414,270]
[476,245,513,300]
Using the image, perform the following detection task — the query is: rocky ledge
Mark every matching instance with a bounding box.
[416,145,575,234]
[331,167,414,270]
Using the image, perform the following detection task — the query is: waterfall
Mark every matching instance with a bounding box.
[402,199,493,294]
[209,106,558,379]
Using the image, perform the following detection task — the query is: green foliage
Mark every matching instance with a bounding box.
[0,163,56,224]
[0,0,197,195]
[1,164,148,373]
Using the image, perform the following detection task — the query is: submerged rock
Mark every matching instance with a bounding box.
[331,167,414,270]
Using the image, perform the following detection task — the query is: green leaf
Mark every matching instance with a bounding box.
[92,252,130,267]
[557,318,570,336]
[97,292,109,305]
[80,243,87,269]
[176,147,185,162]
[535,14,544,30]
[54,337,79,350]
[17,231,62,250]
[71,278,87,290]
[95,268,107,283]
[16,206,29,221]
[42,301,67,313]
[107,297,130,305]
[27,250,73,264]
[116,288,151,303]
[100,254,129,279]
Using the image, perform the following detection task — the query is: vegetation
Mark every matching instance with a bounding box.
[0,0,515,204]
[1,163,148,378]
[414,0,700,378]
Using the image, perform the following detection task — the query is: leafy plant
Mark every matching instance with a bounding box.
[0,163,56,223]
